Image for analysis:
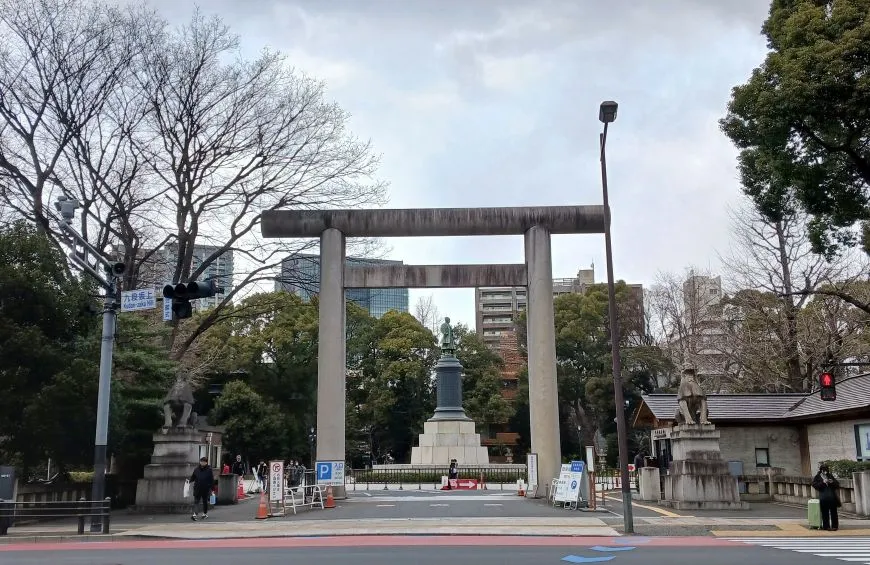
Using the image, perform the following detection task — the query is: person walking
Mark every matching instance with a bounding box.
[231,454,246,477]
[189,456,215,521]
[812,463,840,531]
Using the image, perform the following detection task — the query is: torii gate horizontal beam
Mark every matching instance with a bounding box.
[261,205,605,238]
[344,263,527,288]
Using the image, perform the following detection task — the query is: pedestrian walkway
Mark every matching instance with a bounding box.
[119,516,620,539]
[727,537,870,563]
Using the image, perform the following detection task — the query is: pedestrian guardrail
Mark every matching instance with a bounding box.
[346,466,527,490]
[0,497,111,536]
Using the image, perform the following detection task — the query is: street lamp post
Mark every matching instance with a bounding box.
[598,100,634,534]
[308,427,316,469]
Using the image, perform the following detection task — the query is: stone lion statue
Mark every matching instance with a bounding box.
[162,377,198,430]
[674,365,711,425]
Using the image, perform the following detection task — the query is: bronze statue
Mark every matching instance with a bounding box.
[674,365,711,425]
[163,377,197,430]
[440,317,456,353]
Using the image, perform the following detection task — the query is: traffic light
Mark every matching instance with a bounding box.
[162,281,217,320]
[819,372,836,402]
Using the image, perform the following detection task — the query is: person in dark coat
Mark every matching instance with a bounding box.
[189,457,215,521]
[633,452,645,493]
[812,463,840,531]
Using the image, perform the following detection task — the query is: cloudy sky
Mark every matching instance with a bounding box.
[150,0,771,327]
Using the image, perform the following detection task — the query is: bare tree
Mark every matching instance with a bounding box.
[646,266,729,391]
[132,11,386,356]
[718,202,860,391]
[413,294,441,336]
[0,0,140,236]
[1,1,387,363]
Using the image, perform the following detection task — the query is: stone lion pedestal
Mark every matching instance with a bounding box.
[134,429,204,513]
[660,424,748,510]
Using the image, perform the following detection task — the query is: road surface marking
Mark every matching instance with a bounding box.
[483,503,503,507]
[603,495,682,518]
[362,492,372,497]
[728,537,870,562]
[376,504,395,507]
[429,503,449,507]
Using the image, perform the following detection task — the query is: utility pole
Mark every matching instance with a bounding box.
[54,196,125,533]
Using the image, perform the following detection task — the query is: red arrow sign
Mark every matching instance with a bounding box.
[456,479,478,489]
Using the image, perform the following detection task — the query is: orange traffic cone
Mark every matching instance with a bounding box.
[518,480,525,497]
[324,485,336,509]
[255,491,269,520]
[237,476,245,499]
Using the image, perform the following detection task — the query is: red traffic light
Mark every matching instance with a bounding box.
[820,373,833,387]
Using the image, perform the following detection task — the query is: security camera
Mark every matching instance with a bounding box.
[54,195,80,223]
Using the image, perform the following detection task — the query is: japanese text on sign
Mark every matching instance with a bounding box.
[121,288,156,312]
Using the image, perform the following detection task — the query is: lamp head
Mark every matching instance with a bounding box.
[599,100,618,124]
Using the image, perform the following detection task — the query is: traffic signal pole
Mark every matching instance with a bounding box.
[54,196,122,532]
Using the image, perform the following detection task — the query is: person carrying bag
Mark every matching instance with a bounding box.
[812,463,840,531]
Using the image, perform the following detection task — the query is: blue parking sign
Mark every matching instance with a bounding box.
[316,462,332,481]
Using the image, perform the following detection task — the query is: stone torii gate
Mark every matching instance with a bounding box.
[261,205,605,496]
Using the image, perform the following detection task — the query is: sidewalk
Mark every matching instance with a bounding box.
[118,516,619,539]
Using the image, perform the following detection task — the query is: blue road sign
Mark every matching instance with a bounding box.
[570,479,578,489]
[570,460,585,473]
[561,556,614,563]
[316,462,332,481]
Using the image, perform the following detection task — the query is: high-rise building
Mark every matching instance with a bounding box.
[276,253,409,318]
[135,243,234,311]
[474,266,646,349]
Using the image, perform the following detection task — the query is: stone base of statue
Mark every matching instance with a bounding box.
[659,424,748,510]
[409,345,489,465]
[410,420,490,465]
[132,429,203,513]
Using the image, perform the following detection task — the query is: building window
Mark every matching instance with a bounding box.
[755,448,770,468]
[857,424,870,461]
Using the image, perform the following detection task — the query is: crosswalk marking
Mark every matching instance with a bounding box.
[729,537,870,564]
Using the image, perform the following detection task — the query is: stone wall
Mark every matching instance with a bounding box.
[806,419,869,470]
[718,425,802,475]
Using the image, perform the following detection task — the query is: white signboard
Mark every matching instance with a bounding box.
[121,288,156,312]
[163,296,172,321]
[315,460,345,486]
[268,460,284,502]
[554,462,586,504]
[526,453,538,488]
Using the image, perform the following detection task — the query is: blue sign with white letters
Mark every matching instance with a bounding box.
[570,460,585,473]
[316,462,332,481]
[315,460,345,486]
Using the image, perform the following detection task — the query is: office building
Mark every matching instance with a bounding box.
[276,253,409,319]
[136,243,234,311]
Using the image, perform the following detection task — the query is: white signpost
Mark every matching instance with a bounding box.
[526,453,538,497]
[315,461,345,486]
[268,460,284,503]
[121,288,156,312]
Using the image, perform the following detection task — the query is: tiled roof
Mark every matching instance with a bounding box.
[785,373,870,419]
[639,373,870,424]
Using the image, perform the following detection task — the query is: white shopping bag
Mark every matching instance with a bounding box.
[183,479,191,498]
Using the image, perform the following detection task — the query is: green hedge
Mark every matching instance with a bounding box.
[820,459,870,478]
[349,470,525,484]
[68,471,95,482]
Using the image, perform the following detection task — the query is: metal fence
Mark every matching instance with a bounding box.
[593,468,637,491]
[346,466,527,490]
[0,497,112,536]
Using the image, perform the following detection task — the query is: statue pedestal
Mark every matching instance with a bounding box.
[410,420,490,465]
[660,424,748,511]
[133,429,204,513]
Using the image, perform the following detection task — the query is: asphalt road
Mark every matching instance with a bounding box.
[0,537,847,565]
